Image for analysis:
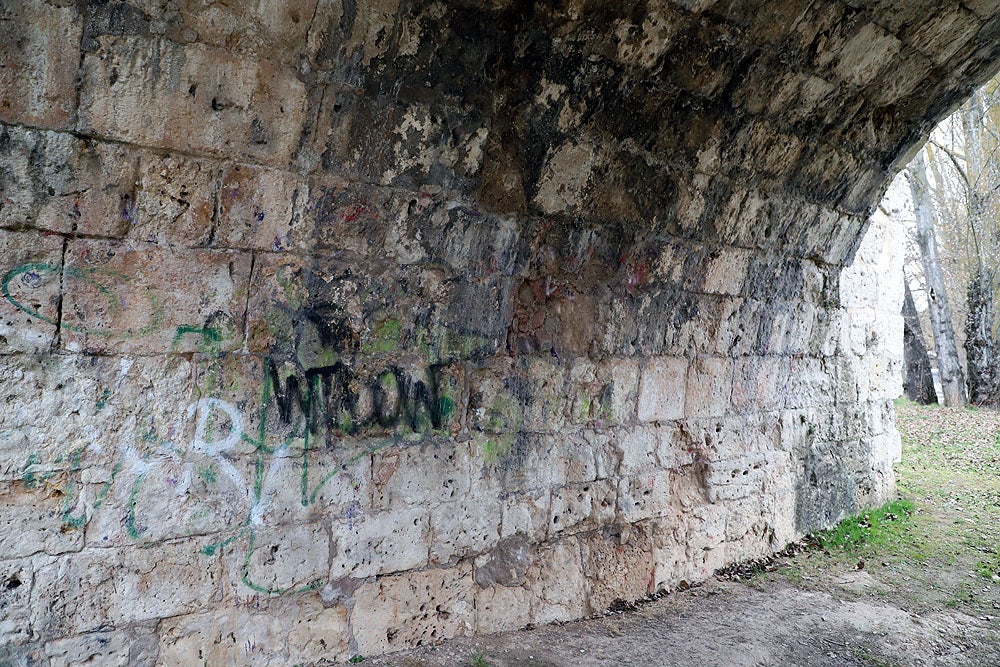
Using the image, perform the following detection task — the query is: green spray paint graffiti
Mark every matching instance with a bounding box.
[18,349,458,595]
[2,262,163,337]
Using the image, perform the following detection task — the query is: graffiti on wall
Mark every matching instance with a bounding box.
[3,259,469,595]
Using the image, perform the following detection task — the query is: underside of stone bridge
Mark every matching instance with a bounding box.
[1,0,999,662]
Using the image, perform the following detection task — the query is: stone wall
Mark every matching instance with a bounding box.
[1,0,998,663]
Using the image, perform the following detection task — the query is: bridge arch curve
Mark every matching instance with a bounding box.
[1,0,998,660]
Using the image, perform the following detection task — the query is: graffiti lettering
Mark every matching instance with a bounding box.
[265,359,454,436]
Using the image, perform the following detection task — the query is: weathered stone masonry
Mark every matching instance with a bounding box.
[1,0,999,663]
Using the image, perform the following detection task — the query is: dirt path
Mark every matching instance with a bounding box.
[363,578,996,666]
[359,403,1000,667]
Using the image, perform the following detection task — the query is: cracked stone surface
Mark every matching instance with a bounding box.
[1,0,999,662]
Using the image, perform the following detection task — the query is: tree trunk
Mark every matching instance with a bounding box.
[909,151,968,405]
[964,268,999,404]
[902,282,937,404]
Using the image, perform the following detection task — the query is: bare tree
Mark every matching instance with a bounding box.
[908,149,967,405]
[922,79,1000,404]
[902,282,937,404]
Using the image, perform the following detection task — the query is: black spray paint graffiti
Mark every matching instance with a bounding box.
[2,259,475,595]
[17,355,460,596]
[266,359,455,437]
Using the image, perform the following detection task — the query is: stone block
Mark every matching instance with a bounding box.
[607,359,641,421]
[31,541,220,637]
[580,524,654,612]
[473,534,533,588]
[0,1,81,128]
[499,488,550,543]
[0,558,33,645]
[157,598,350,666]
[908,6,981,66]
[524,538,586,625]
[0,481,84,560]
[329,508,428,580]
[352,563,475,656]
[781,357,832,409]
[561,434,601,483]
[474,584,532,635]
[637,357,687,422]
[60,241,252,354]
[714,297,754,356]
[0,353,195,486]
[730,356,790,413]
[231,522,330,595]
[533,141,596,215]
[0,127,138,237]
[372,442,472,510]
[163,0,320,67]
[429,496,502,564]
[832,24,902,87]
[684,357,733,418]
[215,165,307,251]
[705,450,790,502]
[614,426,661,475]
[0,231,63,353]
[651,505,726,590]
[701,248,750,295]
[132,151,222,246]
[549,479,617,537]
[480,434,568,496]
[519,357,569,432]
[45,626,158,667]
[618,471,672,523]
[320,93,491,189]
[78,37,307,167]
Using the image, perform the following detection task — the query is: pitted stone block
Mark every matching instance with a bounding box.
[157,599,350,666]
[216,165,307,251]
[0,0,81,129]
[78,37,307,166]
[429,495,502,565]
[581,523,654,612]
[618,471,672,523]
[0,559,33,645]
[549,479,618,537]
[31,541,220,637]
[372,442,472,510]
[0,232,63,353]
[637,357,687,422]
[60,241,252,354]
[352,563,475,656]
[46,628,158,667]
[524,538,586,626]
[0,127,138,237]
[685,357,733,418]
[133,151,221,246]
[329,507,429,580]
[231,522,331,595]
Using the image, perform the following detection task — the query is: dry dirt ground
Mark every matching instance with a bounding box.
[359,402,1000,667]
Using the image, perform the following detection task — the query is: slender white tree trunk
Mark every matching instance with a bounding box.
[910,150,968,405]
[902,282,937,404]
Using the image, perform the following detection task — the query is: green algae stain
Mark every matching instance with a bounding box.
[361,318,402,355]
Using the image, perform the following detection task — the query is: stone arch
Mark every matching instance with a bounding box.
[1,0,999,661]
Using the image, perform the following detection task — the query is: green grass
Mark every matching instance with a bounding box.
[470,653,492,667]
[813,499,916,553]
[770,401,1000,619]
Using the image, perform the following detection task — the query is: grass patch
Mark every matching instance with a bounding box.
[813,499,916,553]
[770,402,1000,618]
